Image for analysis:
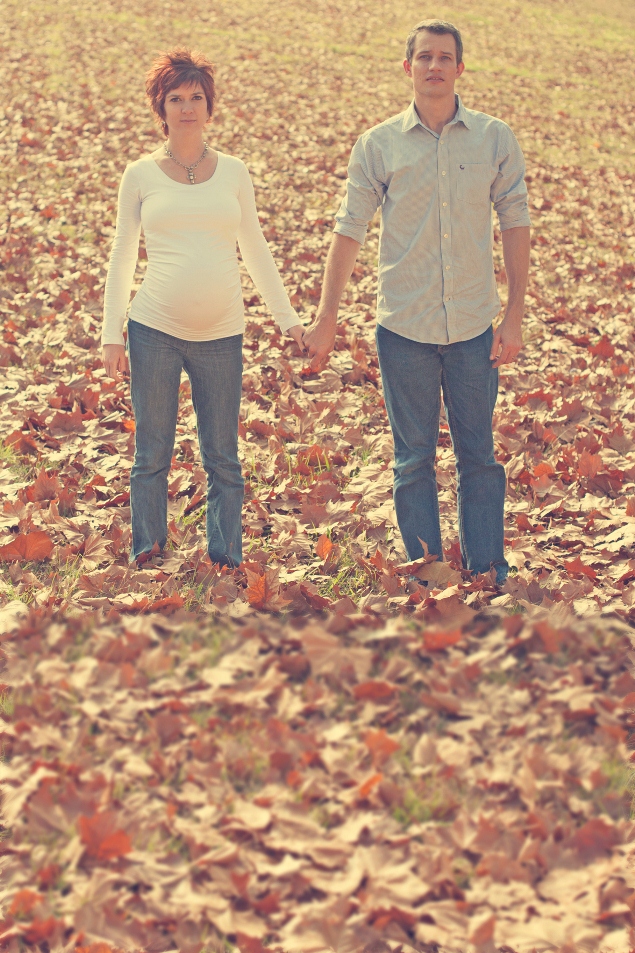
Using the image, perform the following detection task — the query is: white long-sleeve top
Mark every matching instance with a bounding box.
[102,152,300,345]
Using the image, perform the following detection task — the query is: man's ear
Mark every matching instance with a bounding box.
[456,61,465,78]
[403,58,412,77]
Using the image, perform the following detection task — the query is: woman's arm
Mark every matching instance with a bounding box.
[235,161,303,340]
[101,165,143,377]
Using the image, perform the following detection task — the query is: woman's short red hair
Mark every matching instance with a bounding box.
[146,48,216,137]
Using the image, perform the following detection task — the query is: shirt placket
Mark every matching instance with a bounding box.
[437,127,455,342]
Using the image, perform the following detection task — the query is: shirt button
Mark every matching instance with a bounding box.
[446,265,450,270]
[442,202,447,207]
[444,233,448,238]
[442,171,446,176]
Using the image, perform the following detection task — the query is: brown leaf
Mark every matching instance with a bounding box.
[78,811,132,861]
[25,470,61,502]
[364,729,400,767]
[245,566,290,611]
[353,680,396,701]
[0,530,54,562]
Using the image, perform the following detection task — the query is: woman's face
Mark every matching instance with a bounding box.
[163,82,210,135]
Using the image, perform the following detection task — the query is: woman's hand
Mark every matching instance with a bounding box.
[287,324,306,353]
[102,344,129,381]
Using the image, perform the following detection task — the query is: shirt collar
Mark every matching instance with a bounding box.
[402,94,472,133]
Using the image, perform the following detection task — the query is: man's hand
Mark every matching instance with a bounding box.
[286,324,306,353]
[490,314,523,368]
[303,315,337,372]
[102,343,129,380]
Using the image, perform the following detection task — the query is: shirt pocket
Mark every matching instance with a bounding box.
[456,163,492,205]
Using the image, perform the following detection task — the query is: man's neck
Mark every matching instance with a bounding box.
[413,94,458,136]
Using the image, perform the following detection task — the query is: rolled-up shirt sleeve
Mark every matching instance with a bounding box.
[333,135,385,245]
[491,127,531,232]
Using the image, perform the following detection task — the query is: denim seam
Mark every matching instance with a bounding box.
[441,363,468,568]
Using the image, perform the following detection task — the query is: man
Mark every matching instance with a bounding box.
[303,19,530,585]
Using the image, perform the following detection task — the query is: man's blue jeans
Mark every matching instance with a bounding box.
[376,324,508,582]
[128,320,244,566]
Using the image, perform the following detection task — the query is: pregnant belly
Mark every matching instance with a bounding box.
[137,266,243,329]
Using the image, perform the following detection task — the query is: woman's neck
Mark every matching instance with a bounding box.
[165,132,207,164]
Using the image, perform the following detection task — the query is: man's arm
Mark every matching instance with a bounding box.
[303,233,362,371]
[490,225,530,368]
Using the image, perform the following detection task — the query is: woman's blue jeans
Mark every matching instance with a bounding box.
[376,324,508,582]
[128,320,244,566]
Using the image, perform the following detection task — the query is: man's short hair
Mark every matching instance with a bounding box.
[405,19,463,66]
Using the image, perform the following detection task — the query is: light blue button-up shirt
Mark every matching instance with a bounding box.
[334,96,531,345]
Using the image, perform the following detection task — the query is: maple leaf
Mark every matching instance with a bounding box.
[22,918,61,945]
[4,430,39,455]
[589,335,615,359]
[577,449,602,478]
[25,470,61,502]
[49,405,84,434]
[9,889,43,917]
[563,555,597,580]
[244,566,290,611]
[316,533,333,560]
[78,811,132,862]
[0,531,54,562]
[364,729,400,767]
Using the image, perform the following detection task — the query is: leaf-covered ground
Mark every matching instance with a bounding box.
[1,0,635,950]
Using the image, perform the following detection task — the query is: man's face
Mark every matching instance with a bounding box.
[404,31,464,99]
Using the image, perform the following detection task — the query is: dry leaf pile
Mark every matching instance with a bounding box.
[1,605,634,953]
[1,0,635,950]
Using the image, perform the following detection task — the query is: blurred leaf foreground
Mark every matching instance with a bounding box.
[1,0,635,951]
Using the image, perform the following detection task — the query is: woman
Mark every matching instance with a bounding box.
[102,48,303,567]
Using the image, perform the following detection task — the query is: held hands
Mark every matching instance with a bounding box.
[102,344,129,381]
[287,324,306,353]
[302,314,337,372]
[490,313,523,369]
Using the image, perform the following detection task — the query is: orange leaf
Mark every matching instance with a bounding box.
[23,918,60,945]
[577,450,602,478]
[469,913,496,944]
[0,531,54,562]
[353,680,396,701]
[252,892,280,916]
[235,934,269,953]
[534,621,564,654]
[4,430,39,455]
[563,556,597,580]
[285,769,303,788]
[146,593,184,614]
[297,444,329,468]
[316,534,333,560]
[245,566,290,611]
[364,729,400,767]
[589,335,615,359]
[423,628,462,651]
[358,772,383,798]
[626,497,635,517]
[9,890,43,917]
[78,811,131,862]
[121,418,135,432]
[246,419,276,437]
